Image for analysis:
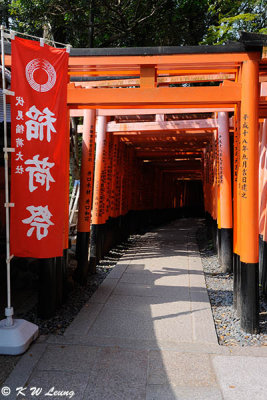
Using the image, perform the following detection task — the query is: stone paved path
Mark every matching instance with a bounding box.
[3,218,267,399]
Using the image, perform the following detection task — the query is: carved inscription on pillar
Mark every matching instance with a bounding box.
[239,113,249,199]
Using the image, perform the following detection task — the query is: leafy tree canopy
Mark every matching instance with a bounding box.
[202,0,267,44]
[0,0,266,47]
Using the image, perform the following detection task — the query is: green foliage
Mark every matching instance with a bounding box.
[8,0,92,46]
[5,0,211,47]
[202,0,267,44]
[1,0,266,47]
[0,0,12,28]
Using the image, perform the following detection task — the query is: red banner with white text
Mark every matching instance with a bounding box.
[10,37,69,258]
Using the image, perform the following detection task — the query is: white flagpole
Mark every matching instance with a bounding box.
[0,26,39,355]
[1,25,13,327]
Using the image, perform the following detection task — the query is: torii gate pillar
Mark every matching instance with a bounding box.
[75,109,96,285]
[239,60,259,333]
[89,116,108,273]
[218,112,233,272]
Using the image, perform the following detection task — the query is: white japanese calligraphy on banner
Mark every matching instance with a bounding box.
[10,36,69,258]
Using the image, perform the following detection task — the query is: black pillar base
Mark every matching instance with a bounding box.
[259,234,264,284]
[240,261,259,334]
[74,231,90,285]
[233,252,238,310]
[212,219,217,249]
[38,258,57,319]
[220,228,233,273]
[128,210,137,235]
[113,216,121,245]
[104,218,114,254]
[119,214,129,241]
[208,215,214,244]
[236,255,241,317]
[62,249,68,301]
[216,227,221,261]
[205,211,211,220]
[55,256,63,308]
[262,240,267,295]
[89,224,104,274]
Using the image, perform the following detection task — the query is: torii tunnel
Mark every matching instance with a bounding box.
[5,32,267,333]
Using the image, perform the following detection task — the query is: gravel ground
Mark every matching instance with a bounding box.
[197,219,267,347]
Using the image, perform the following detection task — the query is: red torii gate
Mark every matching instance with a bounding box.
[4,33,267,331]
[66,39,266,334]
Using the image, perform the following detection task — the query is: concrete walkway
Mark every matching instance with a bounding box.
[4,218,267,399]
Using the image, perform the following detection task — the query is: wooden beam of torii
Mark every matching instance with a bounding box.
[72,73,236,88]
[134,140,209,147]
[142,154,203,159]
[137,145,205,150]
[136,148,206,155]
[70,108,234,117]
[162,169,202,174]
[125,137,211,150]
[121,141,210,147]
[76,119,234,134]
[2,47,260,69]
[67,85,241,108]
[144,160,201,167]
[120,135,211,142]
[107,119,217,133]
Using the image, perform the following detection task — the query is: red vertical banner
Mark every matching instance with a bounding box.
[10,37,69,258]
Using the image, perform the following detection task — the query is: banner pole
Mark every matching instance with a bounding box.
[0,26,39,355]
[1,25,13,327]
